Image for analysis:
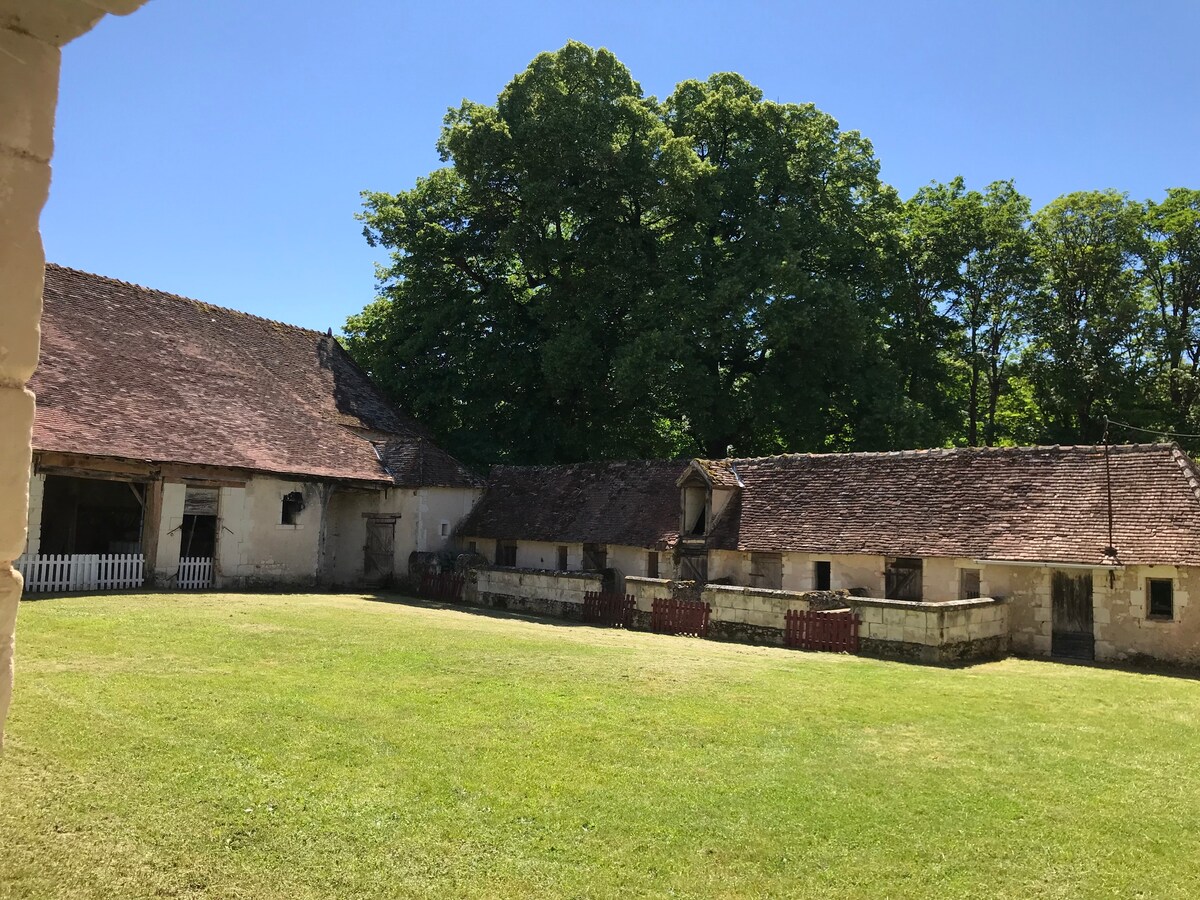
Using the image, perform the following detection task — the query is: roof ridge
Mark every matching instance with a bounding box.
[46,263,331,339]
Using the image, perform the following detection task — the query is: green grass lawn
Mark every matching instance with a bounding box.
[3,593,1199,899]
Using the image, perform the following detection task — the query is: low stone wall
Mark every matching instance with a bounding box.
[848,596,1009,663]
[703,584,852,645]
[465,567,604,620]
[461,571,1008,663]
[624,578,852,645]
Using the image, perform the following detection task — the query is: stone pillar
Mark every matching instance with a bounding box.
[0,0,148,747]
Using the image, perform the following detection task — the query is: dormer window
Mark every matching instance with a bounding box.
[682,483,708,537]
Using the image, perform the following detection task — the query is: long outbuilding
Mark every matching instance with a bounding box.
[19,265,481,591]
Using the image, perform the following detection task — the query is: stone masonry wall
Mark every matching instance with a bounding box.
[465,567,604,620]
[0,0,149,747]
[848,596,1009,663]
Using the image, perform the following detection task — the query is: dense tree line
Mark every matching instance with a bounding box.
[345,42,1200,465]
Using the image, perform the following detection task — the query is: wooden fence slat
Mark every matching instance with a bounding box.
[418,572,464,602]
[16,553,148,593]
[785,608,859,654]
[651,597,709,637]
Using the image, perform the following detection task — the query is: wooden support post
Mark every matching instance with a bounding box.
[315,483,334,588]
[141,477,164,588]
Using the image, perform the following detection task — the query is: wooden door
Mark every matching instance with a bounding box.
[1051,570,1094,660]
[679,553,708,583]
[363,518,396,585]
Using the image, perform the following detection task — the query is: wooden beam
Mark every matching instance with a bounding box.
[142,478,164,588]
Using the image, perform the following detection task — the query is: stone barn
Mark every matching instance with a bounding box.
[18,265,481,592]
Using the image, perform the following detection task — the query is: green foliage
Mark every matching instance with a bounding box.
[348,42,1200,462]
[1025,191,1149,442]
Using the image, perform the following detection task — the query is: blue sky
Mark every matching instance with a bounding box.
[43,0,1200,333]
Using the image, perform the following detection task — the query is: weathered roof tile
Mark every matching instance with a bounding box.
[33,265,477,487]
[706,444,1200,566]
[460,461,683,548]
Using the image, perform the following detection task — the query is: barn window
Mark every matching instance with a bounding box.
[496,542,518,567]
[960,568,981,600]
[281,491,305,525]
[440,521,449,537]
[647,551,659,578]
[885,557,923,601]
[813,560,831,591]
[749,552,782,590]
[557,545,569,570]
[1148,579,1174,619]
[582,543,607,572]
[467,541,477,554]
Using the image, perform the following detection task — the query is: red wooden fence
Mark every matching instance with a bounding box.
[651,598,711,637]
[419,572,464,602]
[582,591,635,628]
[785,609,860,652]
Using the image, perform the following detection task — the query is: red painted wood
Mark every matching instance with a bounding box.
[785,608,859,653]
[583,591,635,628]
[651,598,710,637]
[419,572,464,602]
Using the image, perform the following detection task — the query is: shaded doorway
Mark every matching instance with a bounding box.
[364,517,396,585]
[1051,570,1095,660]
[39,474,145,555]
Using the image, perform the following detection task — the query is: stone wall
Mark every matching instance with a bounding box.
[465,566,604,620]
[848,596,1009,663]
[1,0,150,746]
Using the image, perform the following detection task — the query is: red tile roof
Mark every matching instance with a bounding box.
[33,265,477,487]
[459,461,684,549]
[705,444,1200,566]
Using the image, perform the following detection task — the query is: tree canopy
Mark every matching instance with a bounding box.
[346,42,1200,465]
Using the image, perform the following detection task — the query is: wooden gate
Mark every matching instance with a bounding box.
[678,553,708,583]
[582,591,634,628]
[651,598,710,636]
[785,609,860,653]
[1051,570,1094,660]
[419,572,464,602]
[363,517,396,585]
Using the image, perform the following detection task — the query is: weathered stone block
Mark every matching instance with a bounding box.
[0,388,34,562]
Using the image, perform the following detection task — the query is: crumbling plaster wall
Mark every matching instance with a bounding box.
[1,0,149,746]
[215,477,325,588]
[324,485,480,586]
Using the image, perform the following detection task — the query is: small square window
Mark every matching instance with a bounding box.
[814,560,831,591]
[749,552,782,590]
[496,543,517,567]
[467,541,477,554]
[1148,579,1174,619]
[557,545,568,570]
[281,491,304,525]
[647,551,659,579]
[885,557,923,601]
[582,543,607,572]
[960,568,981,600]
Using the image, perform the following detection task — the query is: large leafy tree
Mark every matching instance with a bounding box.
[349,45,905,463]
[1141,188,1200,438]
[350,44,689,463]
[347,42,1199,462]
[900,179,1037,445]
[659,74,902,456]
[1025,190,1149,441]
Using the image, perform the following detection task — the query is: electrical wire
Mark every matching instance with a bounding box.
[1104,417,1200,441]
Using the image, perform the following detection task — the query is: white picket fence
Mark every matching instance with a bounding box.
[16,553,144,593]
[177,556,214,590]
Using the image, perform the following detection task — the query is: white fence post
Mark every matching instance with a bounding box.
[15,553,147,594]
